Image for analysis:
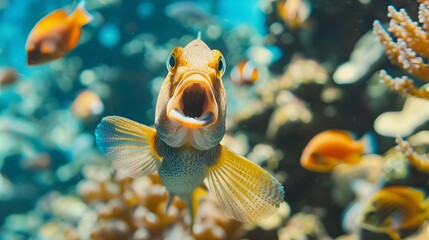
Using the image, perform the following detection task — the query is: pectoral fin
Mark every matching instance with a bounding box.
[206,145,285,222]
[95,116,162,178]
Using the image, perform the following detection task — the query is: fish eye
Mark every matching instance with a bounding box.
[166,52,176,72]
[217,55,226,77]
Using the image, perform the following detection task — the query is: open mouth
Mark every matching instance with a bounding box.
[167,73,218,129]
[182,84,206,118]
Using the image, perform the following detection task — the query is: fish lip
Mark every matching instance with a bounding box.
[169,109,214,129]
[167,71,218,129]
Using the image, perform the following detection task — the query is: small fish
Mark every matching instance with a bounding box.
[95,38,284,230]
[0,67,18,88]
[276,0,310,29]
[300,130,375,172]
[358,186,429,240]
[230,60,259,86]
[71,90,104,120]
[26,1,92,65]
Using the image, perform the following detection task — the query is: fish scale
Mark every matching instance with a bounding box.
[156,138,218,195]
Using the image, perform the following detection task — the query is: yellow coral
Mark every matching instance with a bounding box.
[374,1,429,100]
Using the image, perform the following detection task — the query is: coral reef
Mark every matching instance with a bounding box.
[78,167,246,240]
[374,1,429,100]
[3,0,429,239]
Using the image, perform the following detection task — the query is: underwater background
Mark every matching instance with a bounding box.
[1,0,429,239]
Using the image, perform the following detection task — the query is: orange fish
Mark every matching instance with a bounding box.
[0,67,18,87]
[300,130,372,172]
[277,0,310,29]
[230,60,259,85]
[26,2,92,65]
[71,90,104,120]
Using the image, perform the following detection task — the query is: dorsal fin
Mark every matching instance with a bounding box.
[197,31,201,40]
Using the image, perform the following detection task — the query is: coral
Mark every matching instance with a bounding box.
[382,147,410,181]
[374,94,429,137]
[374,1,429,100]
[265,90,312,140]
[379,70,429,100]
[277,213,331,240]
[275,55,328,91]
[226,55,327,136]
[333,30,385,85]
[331,154,384,206]
[43,165,246,240]
[395,137,429,173]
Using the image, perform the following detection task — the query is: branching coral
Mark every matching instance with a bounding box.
[395,137,429,173]
[374,1,429,100]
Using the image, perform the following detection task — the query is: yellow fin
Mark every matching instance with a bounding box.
[386,230,401,240]
[192,187,207,220]
[95,116,162,178]
[206,145,285,222]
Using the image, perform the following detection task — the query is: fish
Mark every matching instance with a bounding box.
[95,37,285,230]
[358,186,429,240]
[71,90,104,120]
[164,1,214,30]
[229,60,259,86]
[25,1,92,65]
[300,130,375,172]
[0,67,18,88]
[276,0,311,29]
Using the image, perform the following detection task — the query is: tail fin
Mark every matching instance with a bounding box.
[192,187,207,218]
[359,131,377,154]
[182,187,207,233]
[71,1,93,26]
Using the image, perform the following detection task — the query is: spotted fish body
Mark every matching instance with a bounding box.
[156,138,216,196]
[95,37,285,230]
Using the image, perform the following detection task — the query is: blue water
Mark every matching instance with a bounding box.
[0,0,415,239]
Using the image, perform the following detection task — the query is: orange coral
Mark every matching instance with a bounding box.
[374,1,429,100]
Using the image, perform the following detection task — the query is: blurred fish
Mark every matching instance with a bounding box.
[26,1,92,65]
[95,38,284,230]
[359,186,429,240]
[71,90,104,120]
[0,67,18,87]
[247,45,282,66]
[21,153,52,171]
[165,1,214,29]
[276,0,311,29]
[300,130,376,172]
[230,60,259,85]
